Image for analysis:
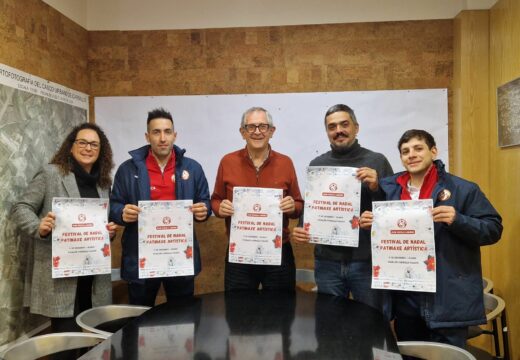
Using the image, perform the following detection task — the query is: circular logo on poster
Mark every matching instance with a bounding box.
[329,183,338,191]
[78,214,86,222]
[397,218,407,228]
[253,204,262,212]
[163,216,172,225]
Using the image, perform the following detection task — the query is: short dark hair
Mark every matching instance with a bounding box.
[324,104,358,126]
[147,108,173,126]
[398,129,436,152]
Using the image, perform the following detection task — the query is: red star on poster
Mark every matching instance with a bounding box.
[102,350,110,360]
[185,339,193,352]
[184,245,193,259]
[350,215,360,229]
[52,256,60,268]
[101,244,111,257]
[424,255,435,272]
[373,265,381,277]
[273,235,282,248]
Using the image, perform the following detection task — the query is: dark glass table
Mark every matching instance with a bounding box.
[79,290,401,359]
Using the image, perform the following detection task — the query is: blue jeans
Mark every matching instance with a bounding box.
[315,258,385,314]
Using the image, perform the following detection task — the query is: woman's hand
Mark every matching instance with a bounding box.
[38,212,56,237]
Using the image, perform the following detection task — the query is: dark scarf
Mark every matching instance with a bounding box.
[71,157,100,198]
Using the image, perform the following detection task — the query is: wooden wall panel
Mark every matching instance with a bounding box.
[0,0,89,93]
[454,4,519,358]
[88,20,453,97]
[452,11,490,189]
[489,0,520,358]
[452,10,493,353]
[452,10,494,293]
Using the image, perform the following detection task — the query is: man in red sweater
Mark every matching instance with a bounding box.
[211,107,304,290]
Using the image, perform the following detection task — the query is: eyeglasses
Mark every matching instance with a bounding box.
[74,139,100,150]
[244,123,270,134]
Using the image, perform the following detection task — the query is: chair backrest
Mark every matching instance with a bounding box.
[296,268,315,283]
[467,292,510,360]
[1,332,107,360]
[111,268,121,281]
[482,277,494,293]
[483,292,505,321]
[295,268,317,292]
[76,304,150,337]
[397,341,476,360]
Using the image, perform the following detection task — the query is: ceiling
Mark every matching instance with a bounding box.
[42,0,498,31]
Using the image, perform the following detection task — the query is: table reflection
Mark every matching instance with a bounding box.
[226,291,295,359]
[80,290,400,359]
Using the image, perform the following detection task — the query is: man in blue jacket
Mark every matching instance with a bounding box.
[110,108,211,306]
[360,129,502,348]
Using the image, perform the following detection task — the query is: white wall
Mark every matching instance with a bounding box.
[42,0,87,28]
[95,89,448,194]
[43,0,497,31]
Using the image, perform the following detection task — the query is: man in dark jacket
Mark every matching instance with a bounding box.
[292,104,393,313]
[360,129,502,348]
[110,108,211,306]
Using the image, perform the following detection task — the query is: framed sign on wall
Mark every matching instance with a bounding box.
[497,76,520,148]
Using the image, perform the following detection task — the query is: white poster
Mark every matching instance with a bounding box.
[138,200,194,278]
[372,347,403,360]
[371,200,436,292]
[229,334,283,360]
[138,324,195,360]
[51,197,111,278]
[229,187,283,265]
[304,166,361,247]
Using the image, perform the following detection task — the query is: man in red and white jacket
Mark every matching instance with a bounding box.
[360,129,502,348]
[110,108,211,306]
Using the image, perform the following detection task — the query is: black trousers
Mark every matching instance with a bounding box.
[127,275,195,306]
[225,242,296,291]
[50,275,94,360]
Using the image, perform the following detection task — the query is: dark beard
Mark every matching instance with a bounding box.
[331,141,354,154]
